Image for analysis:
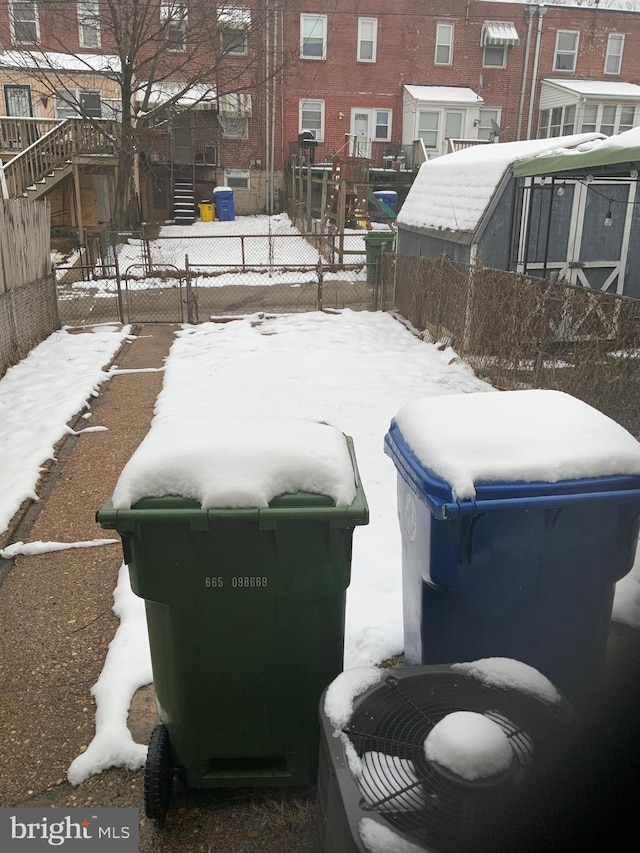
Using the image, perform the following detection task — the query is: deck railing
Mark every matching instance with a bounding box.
[1,118,119,199]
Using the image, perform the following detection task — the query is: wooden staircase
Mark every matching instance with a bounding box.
[0,117,119,200]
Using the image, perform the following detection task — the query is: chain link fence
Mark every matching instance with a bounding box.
[394,253,640,437]
[1,274,60,379]
[55,230,388,325]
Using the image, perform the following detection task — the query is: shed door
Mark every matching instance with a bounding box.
[518,178,635,296]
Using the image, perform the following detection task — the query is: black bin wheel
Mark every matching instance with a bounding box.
[144,724,174,822]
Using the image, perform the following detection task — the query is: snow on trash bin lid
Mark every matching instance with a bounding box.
[111,416,357,509]
[393,389,640,501]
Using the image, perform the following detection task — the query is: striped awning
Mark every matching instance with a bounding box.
[481,21,519,47]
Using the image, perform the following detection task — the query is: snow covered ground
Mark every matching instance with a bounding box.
[2,221,639,786]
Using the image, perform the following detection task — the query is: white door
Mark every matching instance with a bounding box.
[352,110,371,158]
[444,111,463,153]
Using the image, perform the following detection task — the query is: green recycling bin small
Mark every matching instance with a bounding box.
[97,417,368,821]
[365,229,395,284]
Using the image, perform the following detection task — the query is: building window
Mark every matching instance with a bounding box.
[161,3,187,52]
[483,44,506,68]
[224,169,250,190]
[605,33,624,75]
[10,1,40,44]
[300,14,326,60]
[374,109,390,141]
[418,111,439,149]
[554,31,579,72]
[299,99,324,141]
[435,23,453,66]
[538,106,576,138]
[358,18,377,62]
[218,92,251,138]
[582,103,636,136]
[54,88,103,120]
[78,1,100,48]
[219,6,250,55]
[481,22,518,69]
[478,108,501,140]
[219,117,247,138]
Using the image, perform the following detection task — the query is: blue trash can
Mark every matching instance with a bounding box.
[371,190,397,222]
[384,392,640,704]
[214,187,235,221]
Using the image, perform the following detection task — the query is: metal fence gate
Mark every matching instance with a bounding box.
[55,230,392,325]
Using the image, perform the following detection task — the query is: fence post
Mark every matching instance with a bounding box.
[317,258,323,311]
[185,254,197,324]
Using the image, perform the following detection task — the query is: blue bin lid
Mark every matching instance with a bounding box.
[214,187,234,198]
[385,419,640,520]
[373,190,398,201]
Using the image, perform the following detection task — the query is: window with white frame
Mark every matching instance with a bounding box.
[10,1,40,44]
[161,3,187,52]
[224,169,250,190]
[358,18,377,62]
[219,6,250,55]
[299,99,324,140]
[581,103,636,136]
[54,88,103,120]
[483,43,506,68]
[300,14,326,59]
[418,111,439,149]
[374,109,390,141]
[553,31,579,72]
[605,33,624,75]
[478,108,501,140]
[218,92,251,138]
[480,21,519,69]
[537,105,576,138]
[435,23,453,66]
[78,1,100,47]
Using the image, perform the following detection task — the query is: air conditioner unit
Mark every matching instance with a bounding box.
[317,663,575,853]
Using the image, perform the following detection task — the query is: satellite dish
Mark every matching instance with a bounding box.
[490,118,502,142]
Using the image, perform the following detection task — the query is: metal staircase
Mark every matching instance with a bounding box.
[172,178,196,224]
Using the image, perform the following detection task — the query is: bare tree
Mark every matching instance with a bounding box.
[4,1,290,226]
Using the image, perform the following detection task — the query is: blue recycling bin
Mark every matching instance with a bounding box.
[384,407,640,704]
[214,187,235,221]
[371,190,398,222]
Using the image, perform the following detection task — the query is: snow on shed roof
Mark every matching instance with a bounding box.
[404,85,483,105]
[543,78,640,99]
[0,50,120,74]
[514,126,640,177]
[396,133,602,235]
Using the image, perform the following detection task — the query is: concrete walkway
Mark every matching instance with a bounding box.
[0,324,315,852]
[1,322,639,851]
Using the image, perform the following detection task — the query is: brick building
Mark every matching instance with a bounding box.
[1,1,640,222]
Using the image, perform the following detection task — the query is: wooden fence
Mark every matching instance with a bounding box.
[0,199,59,379]
[0,198,51,293]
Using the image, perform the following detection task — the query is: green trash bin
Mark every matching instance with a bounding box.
[97,435,368,820]
[364,229,395,284]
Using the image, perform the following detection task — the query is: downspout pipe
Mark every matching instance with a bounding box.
[526,5,547,140]
[517,4,536,140]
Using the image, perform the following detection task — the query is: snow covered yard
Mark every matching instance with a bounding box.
[1,308,640,786]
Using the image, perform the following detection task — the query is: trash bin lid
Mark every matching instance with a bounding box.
[385,390,640,516]
[109,416,363,512]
